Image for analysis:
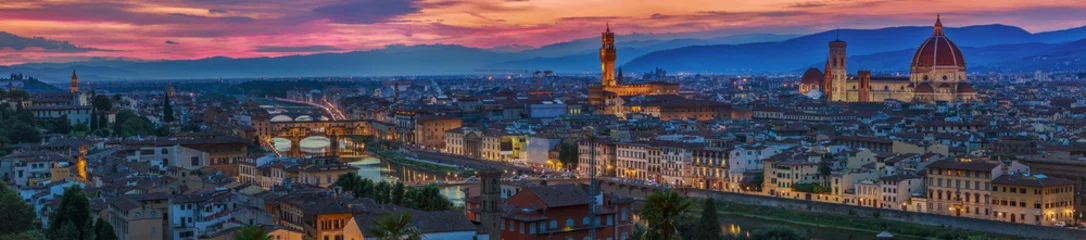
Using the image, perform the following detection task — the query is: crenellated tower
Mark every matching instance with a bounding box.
[600,24,617,86]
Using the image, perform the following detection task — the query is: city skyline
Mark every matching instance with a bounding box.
[1,0,1085,65]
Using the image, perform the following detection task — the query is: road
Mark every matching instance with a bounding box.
[394,145,551,177]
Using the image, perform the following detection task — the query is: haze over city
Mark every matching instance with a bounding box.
[1,1,1086,240]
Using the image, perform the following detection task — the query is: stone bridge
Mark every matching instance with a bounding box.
[271,120,372,157]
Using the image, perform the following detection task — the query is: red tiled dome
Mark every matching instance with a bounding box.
[957,82,975,93]
[800,68,824,85]
[911,16,966,69]
[915,82,934,93]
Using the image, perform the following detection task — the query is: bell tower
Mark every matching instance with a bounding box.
[600,24,617,86]
[825,36,847,102]
[70,69,79,93]
[479,168,503,240]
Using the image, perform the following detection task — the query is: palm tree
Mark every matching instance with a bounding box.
[639,190,693,240]
[367,212,422,240]
[232,225,270,240]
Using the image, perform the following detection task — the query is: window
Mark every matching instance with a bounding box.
[583,217,590,225]
[566,219,574,227]
[191,157,200,167]
[550,220,557,229]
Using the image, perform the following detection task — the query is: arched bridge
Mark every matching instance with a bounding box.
[271,120,372,157]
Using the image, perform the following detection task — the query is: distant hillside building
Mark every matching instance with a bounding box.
[28,70,92,126]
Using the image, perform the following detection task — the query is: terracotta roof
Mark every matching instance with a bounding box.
[524,184,590,208]
[992,174,1074,188]
[800,68,824,85]
[926,160,999,172]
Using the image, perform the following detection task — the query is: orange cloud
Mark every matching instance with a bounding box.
[0,0,1083,65]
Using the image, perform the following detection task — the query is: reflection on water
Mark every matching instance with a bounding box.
[272,137,340,154]
[718,214,922,240]
[348,156,465,206]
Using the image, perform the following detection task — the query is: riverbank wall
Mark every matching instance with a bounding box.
[598,179,1082,240]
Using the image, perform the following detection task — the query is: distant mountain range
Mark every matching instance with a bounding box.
[4,23,1086,82]
[623,24,1086,74]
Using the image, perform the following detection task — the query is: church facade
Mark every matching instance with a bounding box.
[806,16,976,103]
[27,70,92,125]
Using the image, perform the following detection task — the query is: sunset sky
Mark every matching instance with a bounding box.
[1,0,1085,65]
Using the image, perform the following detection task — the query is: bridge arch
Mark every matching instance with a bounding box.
[271,115,293,122]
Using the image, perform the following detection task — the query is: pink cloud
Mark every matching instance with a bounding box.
[0,0,1082,65]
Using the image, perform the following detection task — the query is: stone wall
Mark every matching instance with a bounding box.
[597,179,1081,240]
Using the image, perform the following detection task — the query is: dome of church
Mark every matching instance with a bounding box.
[800,68,824,85]
[957,82,975,93]
[915,82,935,93]
[911,16,966,69]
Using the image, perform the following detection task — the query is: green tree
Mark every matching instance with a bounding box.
[93,218,118,240]
[751,226,806,240]
[334,172,361,195]
[52,221,82,240]
[391,182,405,205]
[374,181,391,204]
[558,142,578,170]
[357,178,375,198]
[89,108,98,131]
[47,185,94,240]
[690,198,722,240]
[818,159,832,186]
[366,212,422,240]
[96,113,107,131]
[407,184,453,211]
[6,121,41,143]
[72,123,89,133]
[639,190,692,240]
[162,94,175,122]
[0,182,36,235]
[91,95,112,112]
[0,230,48,240]
[5,90,29,100]
[232,225,271,240]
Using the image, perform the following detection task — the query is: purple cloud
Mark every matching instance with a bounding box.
[312,0,421,24]
[254,45,344,52]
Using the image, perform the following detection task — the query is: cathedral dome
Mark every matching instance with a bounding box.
[911,16,966,70]
[957,82,975,93]
[915,82,935,93]
[800,68,824,85]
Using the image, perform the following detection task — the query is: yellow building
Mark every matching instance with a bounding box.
[764,157,822,199]
[991,173,1076,226]
[924,159,1000,219]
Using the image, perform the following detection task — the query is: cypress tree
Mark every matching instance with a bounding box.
[391,182,405,205]
[691,198,722,240]
[48,186,93,240]
[94,218,118,240]
[89,108,98,131]
[162,94,175,122]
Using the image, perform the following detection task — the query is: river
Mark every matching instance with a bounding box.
[717,213,923,240]
[345,156,466,207]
